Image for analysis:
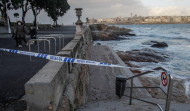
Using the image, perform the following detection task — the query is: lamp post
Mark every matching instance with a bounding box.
[75,8,83,35]
[6,0,13,33]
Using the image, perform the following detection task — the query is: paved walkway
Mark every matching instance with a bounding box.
[0,26,76,110]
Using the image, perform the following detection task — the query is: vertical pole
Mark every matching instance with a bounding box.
[6,3,11,33]
[54,38,56,54]
[59,36,61,50]
[165,75,173,111]
[29,40,31,61]
[129,78,133,105]
[44,40,46,52]
[62,35,64,48]
[37,40,39,53]
[49,41,51,54]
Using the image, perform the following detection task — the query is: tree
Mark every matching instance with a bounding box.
[12,0,30,24]
[0,0,12,26]
[44,0,70,26]
[28,0,46,26]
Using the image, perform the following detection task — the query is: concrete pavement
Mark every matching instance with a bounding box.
[0,26,76,110]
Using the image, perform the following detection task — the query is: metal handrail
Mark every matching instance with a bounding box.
[38,37,56,54]
[123,66,173,111]
[29,39,50,61]
[126,67,167,81]
[47,34,65,50]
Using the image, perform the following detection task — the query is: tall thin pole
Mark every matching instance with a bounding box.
[6,3,11,33]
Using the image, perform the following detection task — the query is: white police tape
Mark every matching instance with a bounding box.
[0,48,169,73]
[0,48,125,68]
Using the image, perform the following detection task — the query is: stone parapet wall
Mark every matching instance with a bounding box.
[25,26,92,111]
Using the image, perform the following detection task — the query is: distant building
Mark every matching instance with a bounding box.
[91,16,190,24]
[173,16,182,23]
[187,17,190,22]
[89,18,97,24]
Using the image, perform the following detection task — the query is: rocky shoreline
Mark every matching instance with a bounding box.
[115,46,190,104]
[115,43,190,104]
[92,24,190,104]
[117,49,190,104]
[90,24,135,41]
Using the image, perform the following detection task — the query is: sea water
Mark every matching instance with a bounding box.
[95,24,190,80]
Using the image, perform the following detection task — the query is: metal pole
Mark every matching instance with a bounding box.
[165,75,173,111]
[62,35,64,47]
[39,37,56,54]
[48,40,51,54]
[29,40,31,61]
[54,38,56,54]
[29,39,50,61]
[37,40,39,53]
[129,78,133,105]
[6,3,11,33]
[59,36,61,50]
[44,40,46,52]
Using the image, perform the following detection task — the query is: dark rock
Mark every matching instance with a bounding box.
[143,41,168,48]
[90,24,135,41]
[151,41,168,48]
[117,48,169,63]
[96,43,101,45]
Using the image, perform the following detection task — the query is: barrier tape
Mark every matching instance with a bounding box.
[0,48,168,72]
[0,48,125,68]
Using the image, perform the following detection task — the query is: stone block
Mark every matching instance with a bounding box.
[25,61,68,111]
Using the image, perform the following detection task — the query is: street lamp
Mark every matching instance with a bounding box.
[6,0,13,33]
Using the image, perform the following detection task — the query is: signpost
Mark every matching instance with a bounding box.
[160,72,169,94]
[160,71,173,111]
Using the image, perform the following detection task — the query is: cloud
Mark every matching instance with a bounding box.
[149,6,190,16]
[8,0,190,25]
[62,0,149,24]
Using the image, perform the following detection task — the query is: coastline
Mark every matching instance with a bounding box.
[91,24,190,104]
[102,23,190,25]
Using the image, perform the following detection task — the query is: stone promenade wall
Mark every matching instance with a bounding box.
[24,26,93,111]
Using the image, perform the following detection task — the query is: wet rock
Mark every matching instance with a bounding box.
[151,41,168,48]
[143,41,168,48]
[90,24,136,41]
[96,43,101,45]
[140,77,188,103]
[116,48,169,63]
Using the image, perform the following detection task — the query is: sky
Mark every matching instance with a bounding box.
[8,0,190,25]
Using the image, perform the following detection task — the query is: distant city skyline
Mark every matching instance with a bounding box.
[90,16,190,24]
[6,0,190,25]
[62,0,190,24]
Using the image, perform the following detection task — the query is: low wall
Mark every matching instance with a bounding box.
[25,26,92,111]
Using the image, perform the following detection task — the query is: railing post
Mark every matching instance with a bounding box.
[29,41,31,61]
[37,40,40,53]
[165,74,173,111]
[129,78,133,105]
